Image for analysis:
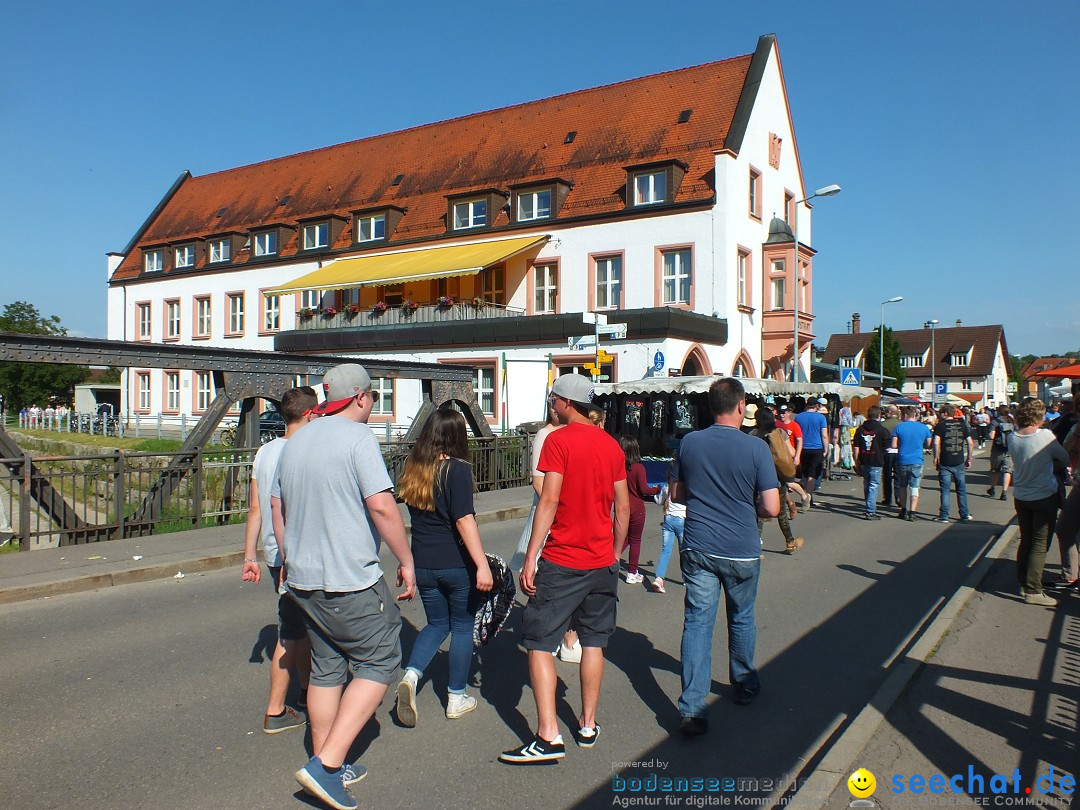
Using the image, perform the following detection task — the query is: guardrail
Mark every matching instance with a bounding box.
[0,433,533,549]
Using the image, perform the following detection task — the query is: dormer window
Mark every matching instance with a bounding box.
[357,213,386,242]
[175,244,195,268]
[253,230,278,257]
[352,206,403,245]
[144,249,164,273]
[950,351,970,367]
[625,161,686,209]
[302,222,329,251]
[209,238,231,263]
[453,198,487,230]
[517,188,551,221]
[901,354,924,368]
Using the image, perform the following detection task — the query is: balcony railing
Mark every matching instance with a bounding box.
[294,299,525,330]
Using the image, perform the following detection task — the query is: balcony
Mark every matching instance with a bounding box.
[293,298,524,331]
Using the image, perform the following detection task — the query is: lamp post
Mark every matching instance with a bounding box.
[925,319,939,407]
[879,296,903,390]
[792,183,841,382]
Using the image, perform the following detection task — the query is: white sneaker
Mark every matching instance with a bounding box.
[1023,591,1057,607]
[557,640,582,663]
[625,572,644,584]
[396,670,418,727]
[652,578,666,594]
[446,692,477,719]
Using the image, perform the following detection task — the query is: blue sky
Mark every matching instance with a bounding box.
[2,0,1077,357]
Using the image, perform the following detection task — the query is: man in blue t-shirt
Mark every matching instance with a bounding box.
[671,378,780,734]
[891,406,933,520]
[794,400,829,509]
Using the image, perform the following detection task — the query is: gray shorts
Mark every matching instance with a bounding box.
[267,565,308,641]
[289,577,402,687]
[521,559,619,652]
[990,451,1013,473]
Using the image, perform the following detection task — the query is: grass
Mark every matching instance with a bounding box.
[6,429,236,454]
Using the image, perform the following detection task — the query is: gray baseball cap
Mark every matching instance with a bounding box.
[313,363,372,415]
[551,373,596,408]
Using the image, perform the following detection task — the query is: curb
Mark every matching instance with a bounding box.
[0,504,532,606]
[779,522,1019,810]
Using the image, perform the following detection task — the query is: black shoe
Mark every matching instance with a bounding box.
[499,734,565,764]
[999,493,1008,501]
[904,512,915,522]
[679,716,709,737]
[573,723,601,748]
[897,508,907,520]
[863,513,881,521]
[733,684,760,706]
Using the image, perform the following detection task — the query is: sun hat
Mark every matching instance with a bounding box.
[313,363,372,415]
[742,403,759,427]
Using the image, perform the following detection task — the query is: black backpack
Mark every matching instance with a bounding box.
[993,419,1012,450]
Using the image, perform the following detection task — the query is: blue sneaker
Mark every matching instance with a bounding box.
[342,762,368,786]
[295,756,357,810]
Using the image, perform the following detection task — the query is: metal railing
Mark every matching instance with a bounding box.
[294,299,525,330]
[0,433,533,549]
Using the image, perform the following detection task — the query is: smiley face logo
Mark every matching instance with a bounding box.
[848,769,876,798]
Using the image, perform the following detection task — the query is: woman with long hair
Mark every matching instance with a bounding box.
[619,435,660,584]
[395,409,492,726]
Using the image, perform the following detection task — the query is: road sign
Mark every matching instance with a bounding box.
[597,348,613,364]
[568,335,596,350]
[934,382,947,395]
[840,368,861,387]
[597,323,627,339]
[653,351,665,371]
[1006,381,1018,393]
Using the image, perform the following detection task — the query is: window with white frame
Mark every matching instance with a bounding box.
[175,244,195,268]
[165,300,181,339]
[357,214,386,242]
[370,377,394,416]
[481,266,504,305]
[137,303,152,339]
[144,249,163,273]
[196,372,213,411]
[533,263,557,313]
[771,277,786,310]
[950,352,969,367]
[634,171,666,206]
[228,293,245,334]
[840,357,857,369]
[208,238,230,263]
[475,366,496,416]
[195,297,211,337]
[749,168,761,218]
[262,294,280,332]
[165,372,180,412]
[300,289,322,311]
[253,231,277,257]
[915,380,926,391]
[661,249,691,305]
[453,199,487,230]
[302,222,328,251]
[595,256,621,309]
[736,250,750,307]
[901,354,923,368]
[517,188,552,221]
[137,373,151,411]
[962,379,973,390]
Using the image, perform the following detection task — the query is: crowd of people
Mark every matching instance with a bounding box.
[239,363,1077,809]
[17,402,71,430]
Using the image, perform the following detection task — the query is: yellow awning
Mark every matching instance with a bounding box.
[267,235,549,293]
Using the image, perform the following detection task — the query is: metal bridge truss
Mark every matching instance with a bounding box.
[0,332,489,545]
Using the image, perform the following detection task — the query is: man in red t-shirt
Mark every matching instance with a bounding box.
[500,373,629,765]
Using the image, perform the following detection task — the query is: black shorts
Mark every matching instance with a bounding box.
[800,449,825,480]
[267,565,308,641]
[521,559,619,652]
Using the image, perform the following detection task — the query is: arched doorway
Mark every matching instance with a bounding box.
[681,345,712,377]
[731,351,756,379]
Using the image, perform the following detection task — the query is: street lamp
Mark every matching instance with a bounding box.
[925,319,939,406]
[879,296,903,391]
[792,183,841,382]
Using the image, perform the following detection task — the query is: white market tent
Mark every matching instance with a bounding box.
[593,376,877,400]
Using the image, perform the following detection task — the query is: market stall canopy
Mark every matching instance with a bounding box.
[593,376,877,400]
[266,235,549,294]
[1034,363,1080,379]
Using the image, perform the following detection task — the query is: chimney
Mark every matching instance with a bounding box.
[955,319,962,327]
[852,313,861,334]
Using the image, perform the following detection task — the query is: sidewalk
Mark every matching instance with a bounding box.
[0,485,534,604]
[803,525,1080,809]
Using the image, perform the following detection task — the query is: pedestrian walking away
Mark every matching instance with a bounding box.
[751,407,804,553]
[987,404,1015,499]
[670,378,780,737]
[794,399,829,510]
[892,406,932,520]
[880,405,901,507]
[620,435,661,584]
[395,409,494,727]
[272,364,417,810]
[500,373,629,765]
[853,405,892,520]
[933,407,975,522]
[241,386,319,735]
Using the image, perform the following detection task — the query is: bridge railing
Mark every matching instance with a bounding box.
[0,433,533,550]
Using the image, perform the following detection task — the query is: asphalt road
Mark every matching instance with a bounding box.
[1,456,1019,809]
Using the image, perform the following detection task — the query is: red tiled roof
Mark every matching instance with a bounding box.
[822,325,1009,379]
[1019,356,1073,380]
[111,53,756,282]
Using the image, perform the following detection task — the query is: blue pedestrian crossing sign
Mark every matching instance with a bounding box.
[841,368,861,387]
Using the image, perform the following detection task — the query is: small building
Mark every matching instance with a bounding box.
[822,319,1011,409]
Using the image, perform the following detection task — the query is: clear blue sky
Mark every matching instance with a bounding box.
[2,0,1077,357]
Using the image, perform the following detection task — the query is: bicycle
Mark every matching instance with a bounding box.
[219,422,237,447]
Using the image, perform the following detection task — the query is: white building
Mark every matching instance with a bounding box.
[107,34,827,432]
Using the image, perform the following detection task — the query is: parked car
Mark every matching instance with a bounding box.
[259,410,286,444]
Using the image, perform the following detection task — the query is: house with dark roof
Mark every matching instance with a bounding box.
[822,318,1012,408]
[106,34,829,429]
[1018,356,1074,397]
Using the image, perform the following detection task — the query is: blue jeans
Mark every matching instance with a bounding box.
[938,464,970,520]
[405,567,477,693]
[678,548,760,718]
[862,466,882,515]
[657,514,684,579]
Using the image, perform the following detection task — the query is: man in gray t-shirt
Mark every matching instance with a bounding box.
[272,364,416,809]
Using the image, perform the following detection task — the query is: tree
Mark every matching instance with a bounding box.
[0,301,90,411]
[863,327,906,388]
